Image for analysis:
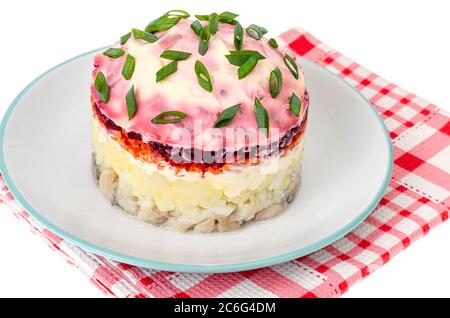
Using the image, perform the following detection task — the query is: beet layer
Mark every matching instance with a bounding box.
[92,98,308,174]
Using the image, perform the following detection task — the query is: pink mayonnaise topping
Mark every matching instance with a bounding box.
[91,19,308,151]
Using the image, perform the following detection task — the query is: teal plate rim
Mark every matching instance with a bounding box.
[0,48,393,273]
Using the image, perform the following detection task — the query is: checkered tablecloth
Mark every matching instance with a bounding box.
[1,28,449,298]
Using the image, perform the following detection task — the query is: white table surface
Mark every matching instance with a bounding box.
[0,0,449,298]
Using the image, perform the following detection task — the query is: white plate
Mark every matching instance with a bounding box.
[0,49,392,273]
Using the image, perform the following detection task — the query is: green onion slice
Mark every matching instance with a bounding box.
[160,50,191,60]
[194,14,210,21]
[126,85,137,119]
[238,55,258,79]
[156,60,178,82]
[289,92,302,116]
[208,12,218,34]
[246,24,268,40]
[191,20,203,36]
[165,9,190,18]
[145,15,181,33]
[254,97,269,137]
[270,67,283,98]
[132,28,158,43]
[94,72,110,103]
[284,53,299,79]
[195,12,238,24]
[199,26,211,56]
[225,50,265,66]
[234,21,243,50]
[199,40,208,56]
[268,38,278,48]
[151,111,186,124]
[103,48,125,58]
[213,104,241,128]
[195,60,213,92]
[219,11,239,21]
[120,32,132,45]
[121,54,135,80]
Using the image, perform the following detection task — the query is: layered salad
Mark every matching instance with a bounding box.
[90,10,309,232]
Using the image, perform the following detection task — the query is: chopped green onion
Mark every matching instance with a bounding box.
[160,50,191,60]
[219,11,239,21]
[194,14,210,21]
[208,12,218,34]
[268,38,278,48]
[103,48,125,58]
[195,60,213,92]
[234,21,243,50]
[246,24,268,40]
[199,41,208,56]
[126,85,137,119]
[213,104,241,128]
[284,53,299,79]
[238,55,258,79]
[195,12,238,24]
[225,50,265,66]
[254,98,269,137]
[191,20,203,36]
[199,26,211,56]
[120,32,132,45]
[270,67,283,98]
[289,92,302,116]
[151,111,186,124]
[156,60,178,82]
[226,49,265,78]
[121,54,135,80]
[132,28,158,43]
[94,72,110,103]
[165,9,190,18]
[145,15,181,33]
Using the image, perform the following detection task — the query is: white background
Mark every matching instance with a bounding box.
[0,0,449,298]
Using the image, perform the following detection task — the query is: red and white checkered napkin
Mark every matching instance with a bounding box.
[1,28,449,298]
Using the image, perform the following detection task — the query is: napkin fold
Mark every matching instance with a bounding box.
[1,27,449,297]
